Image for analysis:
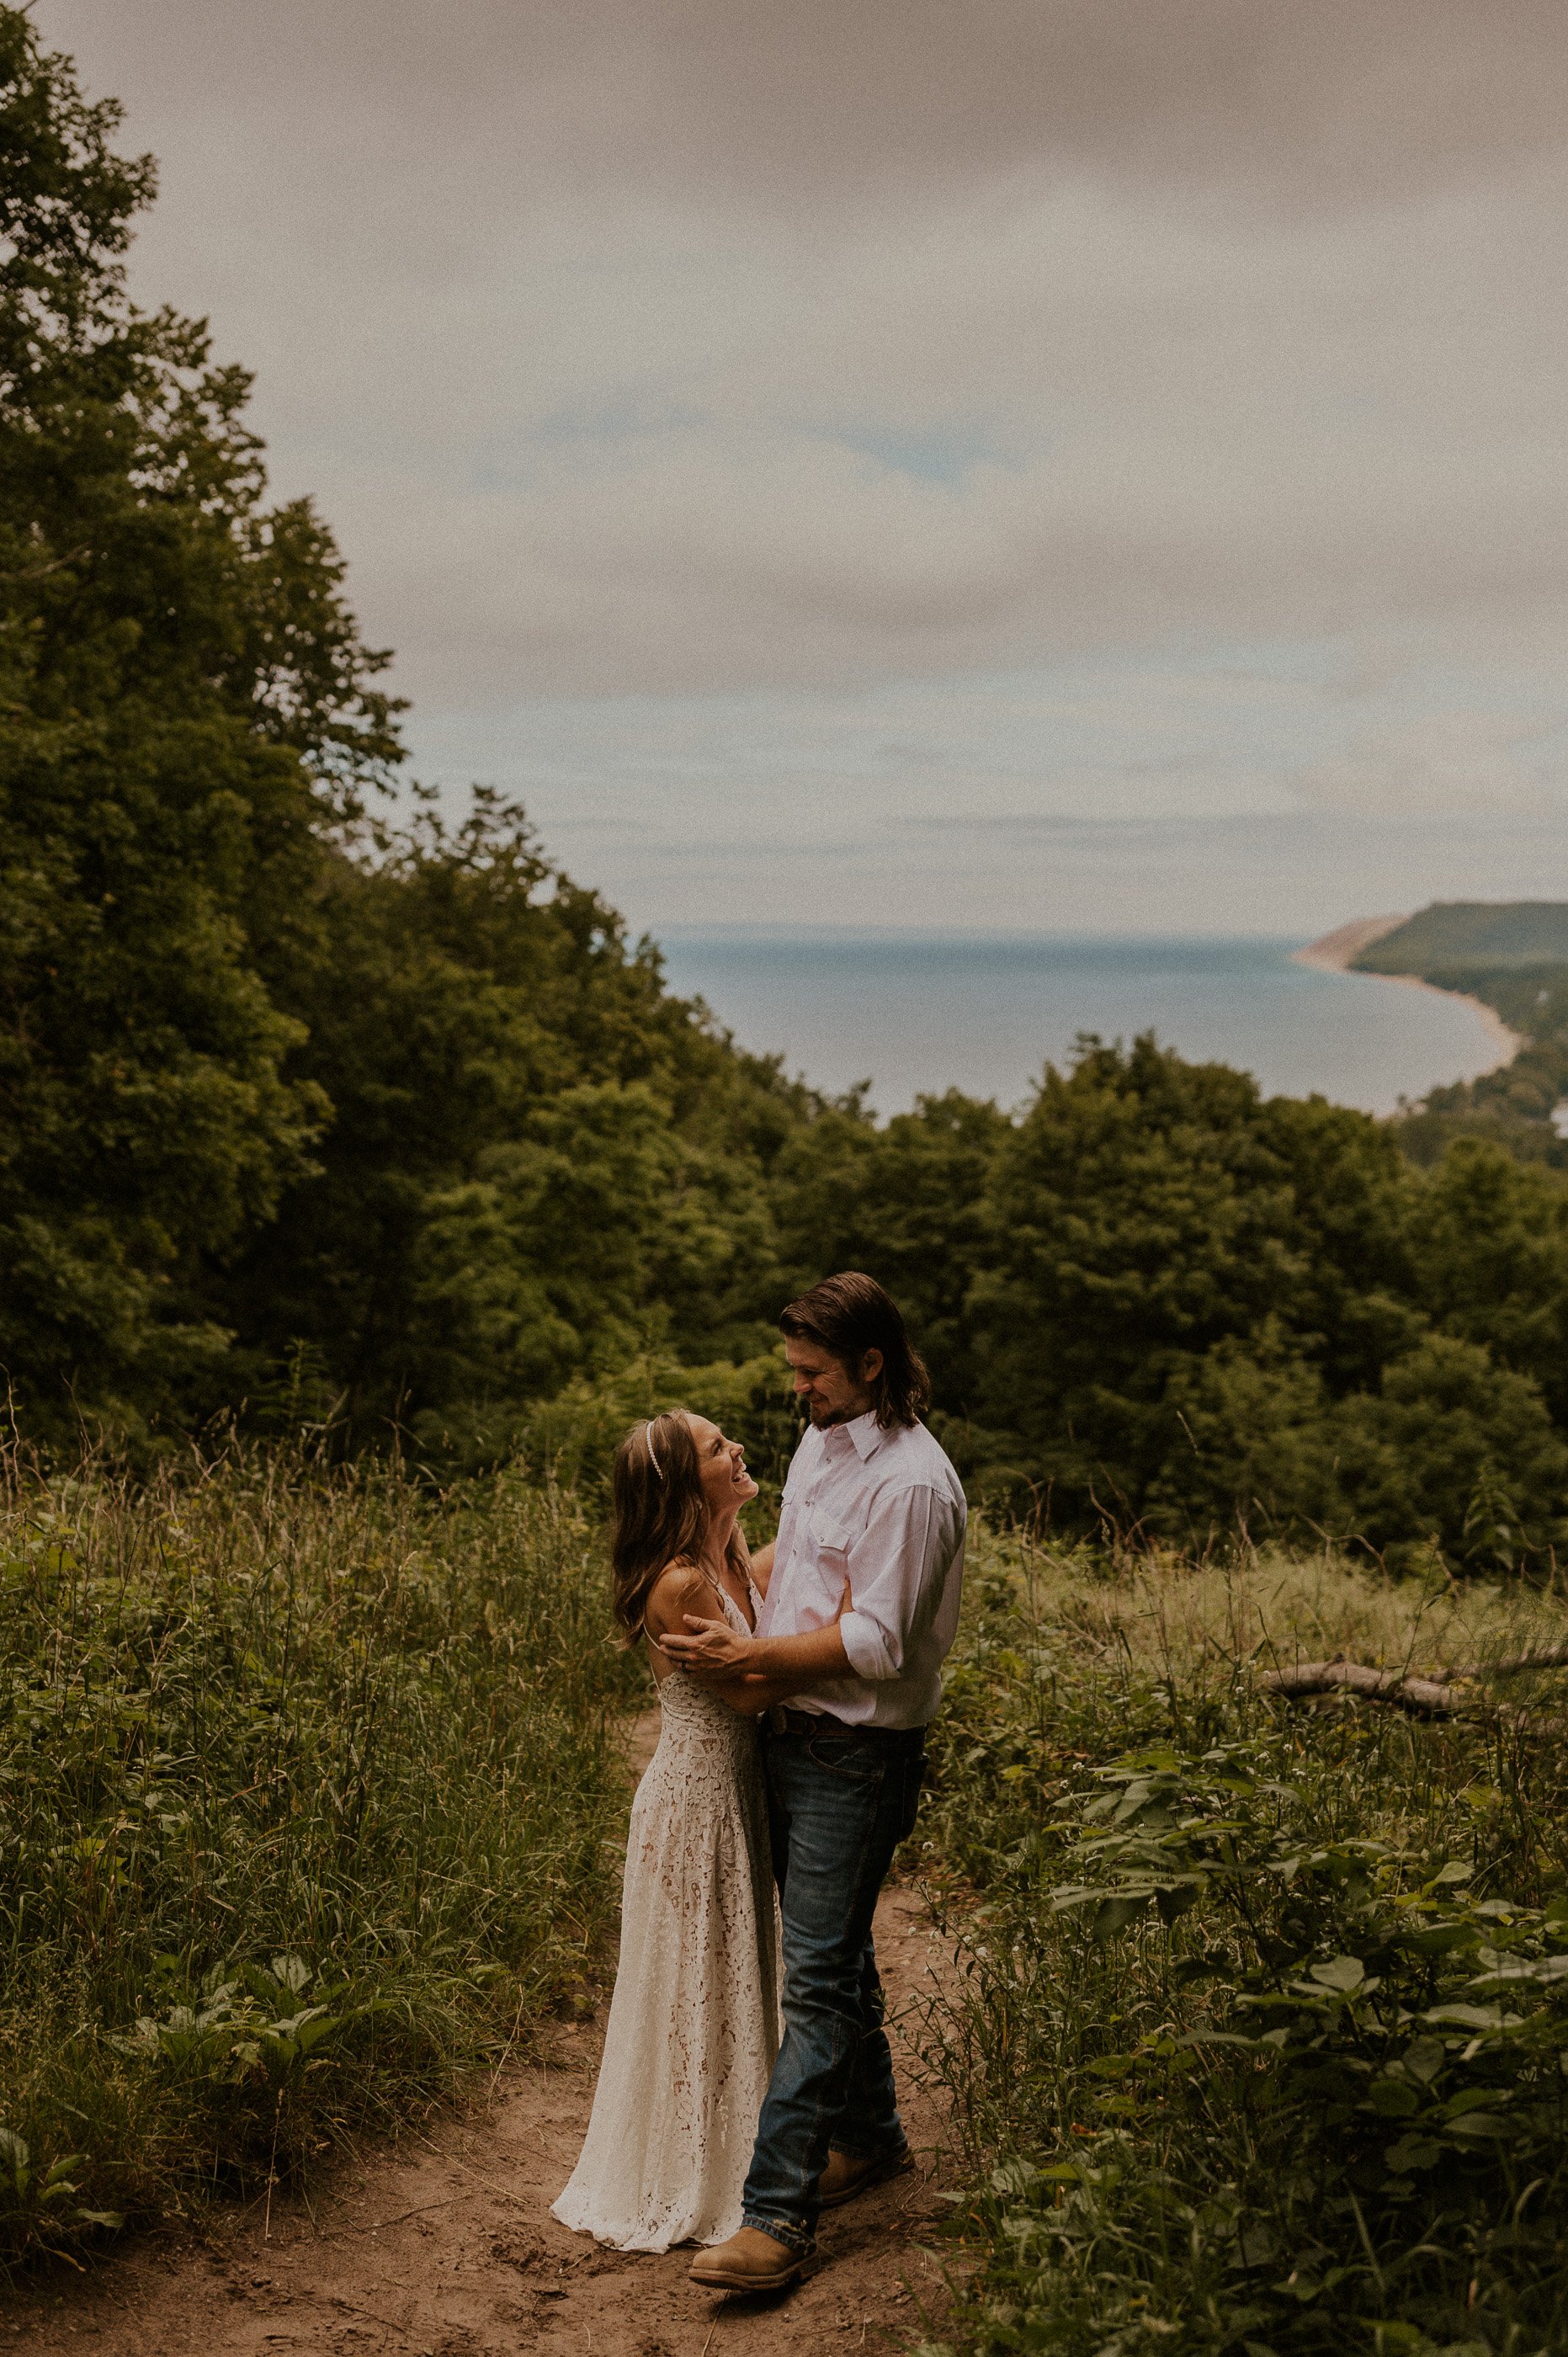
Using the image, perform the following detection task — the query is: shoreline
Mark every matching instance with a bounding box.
[1294,922,1523,1079]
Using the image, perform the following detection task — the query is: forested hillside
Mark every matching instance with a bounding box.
[1359,902,1568,1169]
[1361,902,1568,971]
[8,13,1568,1572]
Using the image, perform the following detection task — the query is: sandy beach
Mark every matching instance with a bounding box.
[1294,914,1523,1074]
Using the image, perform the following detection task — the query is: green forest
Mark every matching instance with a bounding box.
[8,2,1568,1572]
[1356,907,1568,1177]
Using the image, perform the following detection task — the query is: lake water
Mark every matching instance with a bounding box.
[653,931,1509,1118]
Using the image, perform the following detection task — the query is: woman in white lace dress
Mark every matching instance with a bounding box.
[551,1408,813,2252]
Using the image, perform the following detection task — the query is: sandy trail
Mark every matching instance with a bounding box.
[12,1714,957,2356]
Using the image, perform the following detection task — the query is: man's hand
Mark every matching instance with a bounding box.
[662,1612,752,1677]
[662,1579,854,1687]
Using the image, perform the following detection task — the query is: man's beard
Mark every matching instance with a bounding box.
[809,1400,853,1428]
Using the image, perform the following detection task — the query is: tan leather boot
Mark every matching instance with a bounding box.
[816,2142,915,2210]
[688,2226,805,2292]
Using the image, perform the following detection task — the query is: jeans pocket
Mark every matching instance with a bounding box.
[805,1734,885,1786]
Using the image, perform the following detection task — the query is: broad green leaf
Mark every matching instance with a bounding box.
[1308,1956,1366,1993]
[1092,1894,1148,1942]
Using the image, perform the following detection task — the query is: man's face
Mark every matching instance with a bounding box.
[784,1336,880,1428]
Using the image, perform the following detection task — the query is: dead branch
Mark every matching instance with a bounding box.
[0,541,92,583]
[1259,1662,1463,1716]
[1261,1641,1568,1721]
[1446,1646,1568,1680]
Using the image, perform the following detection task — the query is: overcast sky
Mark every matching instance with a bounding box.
[37,0,1568,935]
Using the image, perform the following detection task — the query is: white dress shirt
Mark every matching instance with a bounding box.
[758,1411,967,1729]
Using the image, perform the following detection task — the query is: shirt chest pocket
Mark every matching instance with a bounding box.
[807,1508,855,1609]
[809,1506,853,1560]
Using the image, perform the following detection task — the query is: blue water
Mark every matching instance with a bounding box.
[653,930,1509,1119]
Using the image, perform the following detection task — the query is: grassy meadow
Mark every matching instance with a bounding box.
[0,1444,638,2270]
[914,1536,1568,2357]
[12,1437,1568,2357]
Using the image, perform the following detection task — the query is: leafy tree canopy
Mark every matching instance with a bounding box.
[0,9,398,1429]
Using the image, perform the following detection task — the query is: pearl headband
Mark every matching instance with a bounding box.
[644,1419,662,1477]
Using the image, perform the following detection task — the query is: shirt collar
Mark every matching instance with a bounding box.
[848,1409,884,1460]
[817,1407,885,1460]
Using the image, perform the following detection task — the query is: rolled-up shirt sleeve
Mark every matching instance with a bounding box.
[838,1483,956,1683]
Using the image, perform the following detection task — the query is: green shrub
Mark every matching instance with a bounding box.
[0,1443,636,2268]
[423,1345,800,1501]
[914,1533,1568,2355]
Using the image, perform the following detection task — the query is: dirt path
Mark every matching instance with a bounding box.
[12,1717,957,2356]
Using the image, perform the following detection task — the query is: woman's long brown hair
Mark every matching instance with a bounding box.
[610,1410,747,1641]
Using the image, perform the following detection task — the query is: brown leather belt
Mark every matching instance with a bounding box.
[764,1705,922,1742]
[766,1705,835,1734]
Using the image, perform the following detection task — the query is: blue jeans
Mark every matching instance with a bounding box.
[741,1721,926,2255]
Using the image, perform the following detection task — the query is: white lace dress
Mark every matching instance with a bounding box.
[551,1582,783,2250]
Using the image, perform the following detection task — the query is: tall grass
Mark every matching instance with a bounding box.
[913,1536,1568,2356]
[0,1442,637,2269]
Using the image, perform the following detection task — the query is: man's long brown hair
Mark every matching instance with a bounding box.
[610,1410,747,1641]
[779,1271,931,1429]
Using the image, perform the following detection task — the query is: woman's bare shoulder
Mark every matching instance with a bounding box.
[643,1559,716,1644]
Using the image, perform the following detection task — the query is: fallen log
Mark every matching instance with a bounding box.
[1262,1645,1568,1716]
[1446,1645,1568,1680]
[1259,1661,1462,1716]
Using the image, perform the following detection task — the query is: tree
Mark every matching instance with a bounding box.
[217,794,803,1450]
[0,8,400,1435]
[1406,1140,1568,1424]
[1332,1336,1568,1575]
[970,1039,1311,1508]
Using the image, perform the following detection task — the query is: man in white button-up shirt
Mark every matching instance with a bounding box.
[760,1402,966,1727]
[667,1273,966,2294]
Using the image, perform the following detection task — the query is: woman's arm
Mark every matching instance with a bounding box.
[747,1539,776,1596]
[665,1616,852,1688]
[660,1574,853,1689]
[643,1566,800,1718]
[696,1664,820,1716]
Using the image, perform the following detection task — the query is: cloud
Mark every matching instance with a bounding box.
[1289,712,1566,815]
[31,0,1568,930]
[40,1,1568,702]
[45,1,1568,215]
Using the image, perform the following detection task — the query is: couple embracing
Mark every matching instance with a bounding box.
[552,1272,967,2293]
